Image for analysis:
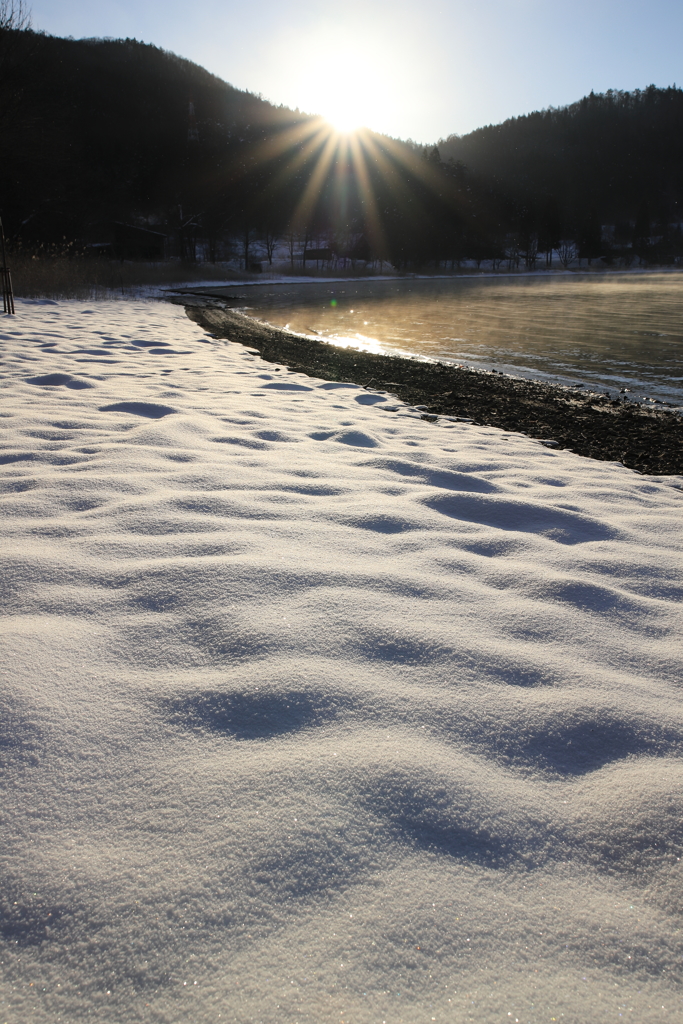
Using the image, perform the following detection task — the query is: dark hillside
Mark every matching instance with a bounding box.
[439,87,683,241]
[0,31,305,244]
[2,27,683,269]
[1,30,489,268]
[2,30,472,266]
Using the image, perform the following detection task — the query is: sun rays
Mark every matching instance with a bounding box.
[232,113,450,265]
[212,103,458,270]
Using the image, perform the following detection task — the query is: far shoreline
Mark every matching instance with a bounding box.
[164,264,683,292]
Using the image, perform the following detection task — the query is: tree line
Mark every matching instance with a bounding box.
[438,85,683,268]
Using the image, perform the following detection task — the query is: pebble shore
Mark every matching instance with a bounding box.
[185,301,683,478]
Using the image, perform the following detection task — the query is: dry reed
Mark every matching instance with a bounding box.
[9,256,248,299]
[7,250,408,300]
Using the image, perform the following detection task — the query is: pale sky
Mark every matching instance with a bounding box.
[29,0,683,142]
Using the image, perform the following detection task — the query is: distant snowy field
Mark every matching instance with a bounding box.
[1,299,682,1024]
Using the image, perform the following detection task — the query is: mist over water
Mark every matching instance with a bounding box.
[222,272,683,406]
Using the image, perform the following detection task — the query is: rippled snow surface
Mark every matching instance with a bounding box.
[1,300,682,1024]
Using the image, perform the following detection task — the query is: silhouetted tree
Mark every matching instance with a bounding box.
[557,239,577,268]
[632,200,651,261]
[538,198,562,267]
[578,210,602,265]
[260,227,279,266]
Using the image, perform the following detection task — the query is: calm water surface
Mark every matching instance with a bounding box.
[212,273,683,406]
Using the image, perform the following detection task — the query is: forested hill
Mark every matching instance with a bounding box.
[438,87,683,232]
[0,30,312,244]
[0,29,461,266]
[2,25,683,267]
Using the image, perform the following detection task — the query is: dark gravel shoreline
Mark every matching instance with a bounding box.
[184,302,683,478]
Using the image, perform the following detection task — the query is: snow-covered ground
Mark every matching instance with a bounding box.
[1,299,682,1024]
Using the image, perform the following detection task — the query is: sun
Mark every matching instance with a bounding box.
[265,19,409,140]
[326,114,364,135]
[296,44,382,135]
[321,91,368,135]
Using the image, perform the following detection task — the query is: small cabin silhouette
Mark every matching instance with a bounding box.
[113,223,166,260]
[303,248,333,264]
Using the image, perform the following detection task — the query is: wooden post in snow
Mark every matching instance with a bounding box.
[0,217,15,315]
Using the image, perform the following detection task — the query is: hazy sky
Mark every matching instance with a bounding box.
[30,0,683,142]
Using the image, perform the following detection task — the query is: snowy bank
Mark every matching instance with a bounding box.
[1,300,682,1024]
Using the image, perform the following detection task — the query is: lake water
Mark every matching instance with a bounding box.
[207,272,683,407]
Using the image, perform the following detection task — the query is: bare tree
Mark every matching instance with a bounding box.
[557,239,577,269]
[301,226,314,269]
[521,232,538,270]
[285,230,299,270]
[261,227,279,266]
[0,0,30,32]
[505,236,521,270]
[0,1,32,131]
[242,226,251,270]
[176,205,200,263]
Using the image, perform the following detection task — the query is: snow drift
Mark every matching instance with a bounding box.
[1,300,682,1023]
